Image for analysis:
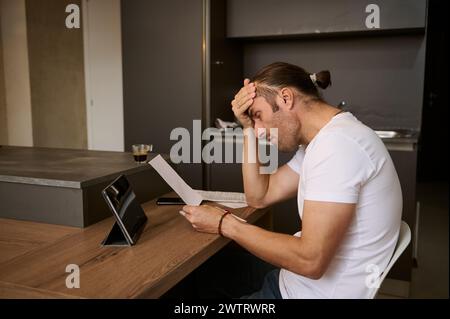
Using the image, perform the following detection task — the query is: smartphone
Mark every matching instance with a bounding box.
[156,197,185,205]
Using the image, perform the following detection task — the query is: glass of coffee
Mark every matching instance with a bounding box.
[132,144,153,163]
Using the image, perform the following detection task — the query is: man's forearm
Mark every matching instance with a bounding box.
[222,214,323,279]
[242,128,269,206]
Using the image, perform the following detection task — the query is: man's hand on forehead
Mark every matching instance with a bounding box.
[236,80,255,101]
[230,79,257,129]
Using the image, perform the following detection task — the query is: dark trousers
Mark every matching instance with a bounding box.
[162,243,281,299]
[241,269,282,299]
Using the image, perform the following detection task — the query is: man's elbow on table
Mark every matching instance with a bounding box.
[245,195,270,209]
[246,199,267,209]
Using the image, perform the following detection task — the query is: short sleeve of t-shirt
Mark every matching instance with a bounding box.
[287,147,306,175]
[303,132,375,204]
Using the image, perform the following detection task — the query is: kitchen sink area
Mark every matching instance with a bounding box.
[374,129,420,151]
[375,129,419,140]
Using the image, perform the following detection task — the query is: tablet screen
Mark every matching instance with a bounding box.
[103,175,147,243]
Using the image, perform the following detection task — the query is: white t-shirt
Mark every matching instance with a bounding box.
[279,112,402,299]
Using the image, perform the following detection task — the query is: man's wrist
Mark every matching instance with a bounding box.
[218,211,230,236]
[220,213,242,240]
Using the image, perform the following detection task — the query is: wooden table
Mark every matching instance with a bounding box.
[0,195,271,298]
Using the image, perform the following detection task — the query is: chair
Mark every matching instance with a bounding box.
[369,221,411,299]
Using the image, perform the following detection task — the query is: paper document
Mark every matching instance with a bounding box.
[148,155,203,205]
[215,202,248,209]
[195,190,246,203]
[148,155,247,209]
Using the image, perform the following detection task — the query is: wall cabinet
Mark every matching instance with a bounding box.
[227,0,427,39]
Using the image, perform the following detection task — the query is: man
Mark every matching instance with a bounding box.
[180,62,402,298]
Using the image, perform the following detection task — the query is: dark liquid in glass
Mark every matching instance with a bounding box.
[133,154,148,162]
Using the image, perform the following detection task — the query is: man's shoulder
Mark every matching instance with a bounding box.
[314,117,381,153]
[307,119,387,178]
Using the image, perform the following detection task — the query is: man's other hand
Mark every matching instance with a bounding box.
[180,205,226,234]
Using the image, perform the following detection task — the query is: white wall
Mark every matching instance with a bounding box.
[0,0,33,146]
[83,0,124,151]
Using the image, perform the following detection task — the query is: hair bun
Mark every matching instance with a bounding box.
[315,70,331,89]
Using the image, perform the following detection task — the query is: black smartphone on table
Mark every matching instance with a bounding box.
[156,197,185,205]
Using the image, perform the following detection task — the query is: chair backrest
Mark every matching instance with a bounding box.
[369,221,411,299]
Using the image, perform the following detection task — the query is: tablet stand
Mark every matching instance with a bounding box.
[100,174,148,247]
[101,222,130,246]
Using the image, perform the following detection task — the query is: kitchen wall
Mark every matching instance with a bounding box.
[1,0,122,151]
[0,0,33,147]
[243,34,426,131]
[82,0,124,152]
[0,14,7,145]
[26,0,87,149]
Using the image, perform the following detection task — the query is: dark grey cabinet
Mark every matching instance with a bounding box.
[121,0,204,188]
[388,148,418,282]
[210,0,244,126]
[227,0,427,39]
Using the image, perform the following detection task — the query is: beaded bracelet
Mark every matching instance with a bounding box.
[218,210,230,237]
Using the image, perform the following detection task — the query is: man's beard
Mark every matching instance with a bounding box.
[270,111,301,152]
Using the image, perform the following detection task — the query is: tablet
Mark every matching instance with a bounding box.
[101,175,147,246]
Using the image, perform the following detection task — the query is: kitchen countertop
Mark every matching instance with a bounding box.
[210,127,420,146]
[0,146,166,189]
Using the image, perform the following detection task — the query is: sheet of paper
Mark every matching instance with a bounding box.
[148,155,203,206]
[195,190,246,203]
[210,203,247,222]
[216,202,248,209]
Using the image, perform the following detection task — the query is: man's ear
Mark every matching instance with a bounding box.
[279,87,295,110]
